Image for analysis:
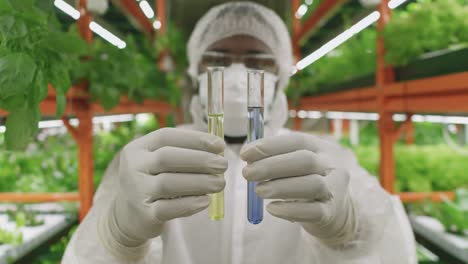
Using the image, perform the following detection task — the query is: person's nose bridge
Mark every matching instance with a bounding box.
[231,54,244,64]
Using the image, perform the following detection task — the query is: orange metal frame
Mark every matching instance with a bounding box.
[293,0,346,45]
[299,72,468,113]
[0,0,174,220]
[118,0,154,36]
[0,193,80,203]
[292,0,463,202]
[156,0,166,34]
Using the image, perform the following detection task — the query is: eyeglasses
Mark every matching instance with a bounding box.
[199,51,278,74]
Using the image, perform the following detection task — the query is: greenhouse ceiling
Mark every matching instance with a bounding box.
[53,0,398,59]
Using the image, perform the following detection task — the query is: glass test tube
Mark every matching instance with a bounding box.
[247,69,264,224]
[207,67,225,221]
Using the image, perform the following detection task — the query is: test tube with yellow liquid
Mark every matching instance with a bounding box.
[207,67,224,221]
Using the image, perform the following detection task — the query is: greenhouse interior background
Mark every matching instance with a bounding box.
[0,0,467,263]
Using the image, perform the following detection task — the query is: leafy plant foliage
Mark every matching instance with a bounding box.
[291,0,468,97]
[288,28,376,98]
[413,188,467,235]
[73,35,181,110]
[0,115,159,193]
[340,122,468,193]
[0,0,87,150]
[384,0,468,66]
[0,2,186,150]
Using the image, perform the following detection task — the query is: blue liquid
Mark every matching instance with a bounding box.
[247,107,264,224]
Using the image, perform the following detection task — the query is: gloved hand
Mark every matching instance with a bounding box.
[240,132,358,247]
[98,128,227,261]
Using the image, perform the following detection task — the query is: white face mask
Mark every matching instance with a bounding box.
[198,63,278,137]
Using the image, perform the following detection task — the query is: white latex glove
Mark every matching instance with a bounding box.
[98,128,227,261]
[240,132,358,246]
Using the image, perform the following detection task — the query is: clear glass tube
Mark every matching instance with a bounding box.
[207,67,224,221]
[247,69,264,224]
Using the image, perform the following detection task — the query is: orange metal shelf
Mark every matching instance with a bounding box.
[296,72,467,202]
[399,192,455,203]
[298,72,468,113]
[0,88,174,219]
[0,86,174,117]
[0,193,79,203]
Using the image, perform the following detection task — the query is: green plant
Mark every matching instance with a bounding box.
[7,204,44,227]
[438,188,467,234]
[383,0,468,66]
[154,23,188,72]
[74,36,168,110]
[348,144,468,192]
[32,225,77,264]
[153,22,187,105]
[0,0,87,150]
[0,131,79,193]
[413,188,467,235]
[338,121,468,193]
[72,22,186,111]
[289,28,376,96]
[0,115,159,193]
[0,226,22,245]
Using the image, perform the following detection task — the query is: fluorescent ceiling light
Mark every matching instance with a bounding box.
[139,0,155,19]
[295,4,308,19]
[89,21,126,49]
[54,0,80,20]
[296,11,380,70]
[153,20,162,30]
[291,66,298,75]
[388,0,408,9]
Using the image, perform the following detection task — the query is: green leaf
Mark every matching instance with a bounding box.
[50,68,71,92]
[93,84,121,110]
[0,94,26,110]
[0,53,36,106]
[0,0,13,13]
[0,16,29,39]
[5,105,40,150]
[9,0,36,11]
[15,211,26,227]
[31,68,48,104]
[45,31,88,56]
[56,89,65,117]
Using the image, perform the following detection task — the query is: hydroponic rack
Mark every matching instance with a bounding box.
[0,0,172,221]
[291,0,467,202]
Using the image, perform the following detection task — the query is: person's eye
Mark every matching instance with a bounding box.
[203,55,231,67]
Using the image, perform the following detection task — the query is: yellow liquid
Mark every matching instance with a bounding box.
[208,113,224,220]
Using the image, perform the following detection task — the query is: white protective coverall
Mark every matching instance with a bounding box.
[63,2,417,263]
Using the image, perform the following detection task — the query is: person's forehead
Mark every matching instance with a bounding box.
[206,35,273,55]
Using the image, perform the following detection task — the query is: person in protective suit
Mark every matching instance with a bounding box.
[63,2,417,263]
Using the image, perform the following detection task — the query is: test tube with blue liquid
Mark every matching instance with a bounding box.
[247,69,264,224]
